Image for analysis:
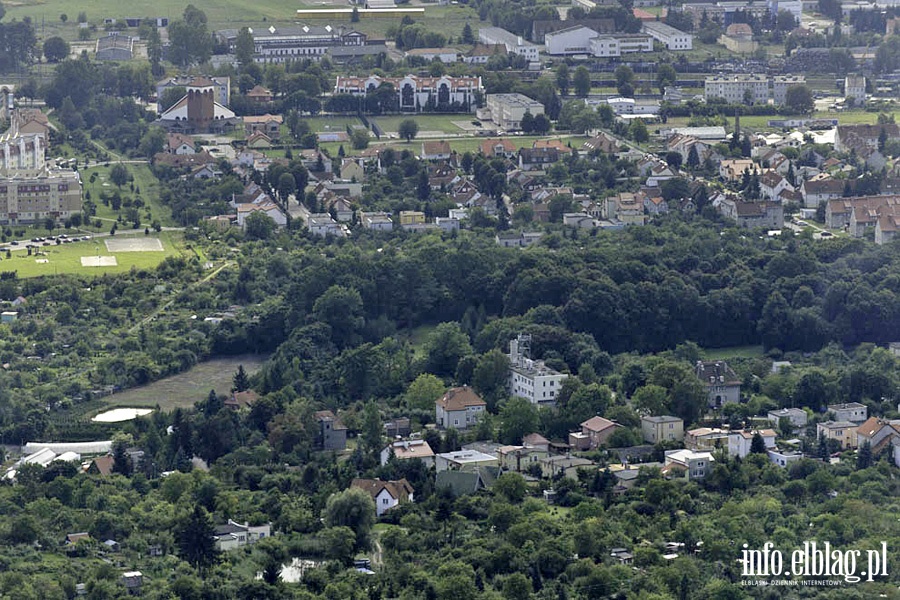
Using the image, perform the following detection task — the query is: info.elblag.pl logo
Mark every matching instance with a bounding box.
[740,542,889,584]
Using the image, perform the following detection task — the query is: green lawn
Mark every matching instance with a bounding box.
[304,116,364,133]
[82,163,176,228]
[702,345,765,360]
[0,231,185,278]
[371,115,468,134]
[98,354,269,412]
[319,134,573,158]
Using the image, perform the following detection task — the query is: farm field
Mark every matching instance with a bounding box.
[97,354,269,412]
[0,231,185,278]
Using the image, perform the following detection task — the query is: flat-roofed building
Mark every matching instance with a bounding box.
[642,21,693,50]
[478,26,540,62]
[485,93,544,131]
[705,74,768,104]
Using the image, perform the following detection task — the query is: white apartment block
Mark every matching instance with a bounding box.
[772,75,805,106]
[845,74,866,105]
[545,26,597,55]
[704,74,769,104]
[641,21,693,50]
[216,25,367,63]
[485,93,545,131]
[507,334,568,406]
[479,26,540,62]
[590,34,653,57]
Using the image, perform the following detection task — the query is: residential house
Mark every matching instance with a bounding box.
[314,410,347,451]
[360,211,394,231]
[801,178,844,208]
[213,520,271,551]
[844,74,866,106]
[245,132,273,149]
[496,231,543,247]
[225,390,258,410]
[695,360,741,408]
[715,197,784,230]
[421,141,452,161]
[767,449,803,468]
[122,571,143,596]
[828,402,868,423]
[641,415,684,444]
[834,123,899,154]
[569,416,621,450]
[399,211,425,227]
[666,134,709,165]
[166,133,196,155]
[507,334,568,405]
[496,444,549,472]
[380,439,435,467]
[523,432,551,452]
[306,213,347,237]
[435,449,499,472]
[518,147,559,170]
[236,202,286,229]
[663,449,714,480]
[645,163,677,187]
[435,466,499,496]
[350,478,414,516]
[817,421,857,449]
[643,194,668,215]
[244,114,282,139]
[719,159,754,182]
[481,138,517,158]
[88,455,115,476]
[605,192,647,225]
[383,417,411,438]
[759,171,792,201]
[727,429,777,458]
[188,164,222,180]
[582,132,622,155]
[462,43,507,64]
[66,532,92,545]
[435,386,487,430]
[719,22,757,53]
[855,417,900,454]
[767,408,807,429]
[685,427,729,451]
[247,85,274,104]
[539,455,595,479]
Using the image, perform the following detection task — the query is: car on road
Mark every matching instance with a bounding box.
[10,241,18,245]
[820,231,833,238]
[796,220,808,227]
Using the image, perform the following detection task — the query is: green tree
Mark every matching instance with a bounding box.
[556,63,570,96]
[360,400,383,453]
[573,66,591,98]
[351,6,360,23]
[472,349,511,407]
[351,128,369,150]
[43,36,69,62]
[532,113,552,135]
[615,65,635,96]
[462,22,475,44]
[277,172,296,200]
[313,285,365,349]
[750,432,767,454]
[657,63,677,93]
[629,119,649,143]
[323,488,376,551]
[232,365,250,392]
[177,505,218,569]
[632,384,669,415]
[399,118,419,142]
[109,163,129,188]
[138,127,166,157]
[406,373,446,411]
[502,573,532,600]
[422,322,472,378]
[235,27,255,68]
[856,441,872,469]
[499,397,538,445]
[244,211,277,240]
[784,84,814,113]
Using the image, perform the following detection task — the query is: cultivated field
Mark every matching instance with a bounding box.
[0,231,184,278]
[101,354,269,411]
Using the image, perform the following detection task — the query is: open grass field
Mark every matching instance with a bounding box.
[318,134,570,157]
[371,114,467,134]
[703,345,765,360]
[99,354,269,411]
[0,231,184,278]
[81,162,176,228]
[304,116,364,133]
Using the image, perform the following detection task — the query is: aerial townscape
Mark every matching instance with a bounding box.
[2,0,900,595]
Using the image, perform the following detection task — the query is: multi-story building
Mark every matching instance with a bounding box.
[334,74,482,112]
[685,427,729,451]
[589,33,654,56]
[727,429,777,458]
[683,2,772,27]
[767,408,808,429]
[213,520,271,551]
[314,410,347,451]
[435,386,487,430]
[663,449,714,480]
[485,93,545,131]
[696,360,741,408]
[641,415,684,444]
[772,75,805,106]
[827,402,868,424]
[0,119,82,225]
[478,26,540,62]
[641,21,693,50]
[845,75,866,105]
[704,74,769,104]
[507,334,568,406]
[545,26,600,55]
[817,420,857,449]
[156,76,230,111]
[216,25,367,63]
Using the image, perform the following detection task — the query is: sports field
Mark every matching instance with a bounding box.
[0,231,184,278]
